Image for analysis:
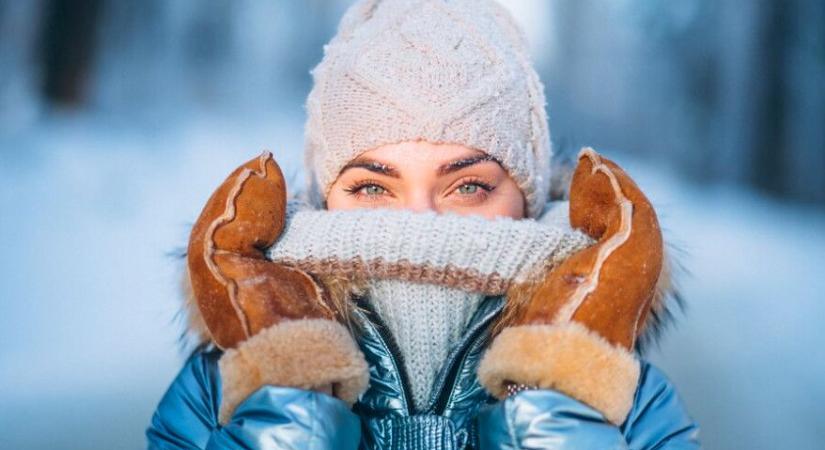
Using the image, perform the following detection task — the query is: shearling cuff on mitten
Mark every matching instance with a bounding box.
[477,322,640,425]
[218,318,370,424]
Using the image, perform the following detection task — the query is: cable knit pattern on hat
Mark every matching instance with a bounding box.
[304,0,552,217]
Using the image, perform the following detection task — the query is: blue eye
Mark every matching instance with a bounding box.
[457,184,479,194]
[343,179,391,200]
[455,179,495,196]
[362,184,386,195]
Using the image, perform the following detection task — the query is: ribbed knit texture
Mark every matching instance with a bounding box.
[267,201,593,295]
[265,201,594,411]
[304,0,552,217]
[367,279,485,410]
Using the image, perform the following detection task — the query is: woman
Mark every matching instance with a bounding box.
[147,0,700,448]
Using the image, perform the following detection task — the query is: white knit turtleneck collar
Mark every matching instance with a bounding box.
[266,200,595,411]
[365,279,485,410]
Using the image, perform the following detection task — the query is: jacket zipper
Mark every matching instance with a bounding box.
[353,296,416,415]
[427,296,505,415]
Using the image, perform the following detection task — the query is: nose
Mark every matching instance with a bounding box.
[403,191,437,213]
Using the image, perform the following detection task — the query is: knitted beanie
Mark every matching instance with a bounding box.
[304,0,552,217]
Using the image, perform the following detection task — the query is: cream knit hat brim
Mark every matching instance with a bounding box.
[304,0,552,217]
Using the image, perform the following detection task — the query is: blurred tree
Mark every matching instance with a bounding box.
[39,0,102,106]
[544,0,825,205]
[780,0,825,204]
[15,0,824,203]
[752,1,789,197]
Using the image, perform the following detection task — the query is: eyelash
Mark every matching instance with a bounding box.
[455,177,495,194]
[343,179,390,201]
[343,177,496,202]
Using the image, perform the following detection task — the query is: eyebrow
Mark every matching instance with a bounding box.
[437,154,501,175]
[339,158,401,178]
[339,154,501,178]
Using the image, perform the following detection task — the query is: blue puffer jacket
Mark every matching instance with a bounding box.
[147,296,700,449]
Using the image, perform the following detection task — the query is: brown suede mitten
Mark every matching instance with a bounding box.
[478,147,663,425]
[187,151,369,424]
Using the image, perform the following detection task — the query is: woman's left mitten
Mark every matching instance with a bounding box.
[479,148,663,425]
[187,152,369,423]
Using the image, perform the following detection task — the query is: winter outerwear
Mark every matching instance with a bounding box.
[184,152,597,425]
[148,150,701,449]
[146,295,700,449]
[304,0,552,217]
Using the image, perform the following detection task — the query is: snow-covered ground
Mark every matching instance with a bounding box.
[0,112,823,449]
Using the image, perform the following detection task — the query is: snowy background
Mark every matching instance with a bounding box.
[1,1,824,449]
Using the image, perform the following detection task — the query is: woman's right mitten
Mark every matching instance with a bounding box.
[187,151,369,424]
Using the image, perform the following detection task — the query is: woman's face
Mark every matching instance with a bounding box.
[326,141,526,219]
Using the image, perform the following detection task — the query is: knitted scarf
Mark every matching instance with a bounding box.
[266,201,594,410]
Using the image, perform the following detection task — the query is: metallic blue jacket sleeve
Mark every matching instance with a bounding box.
[146,350,361,450]
[477,362,700,450]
